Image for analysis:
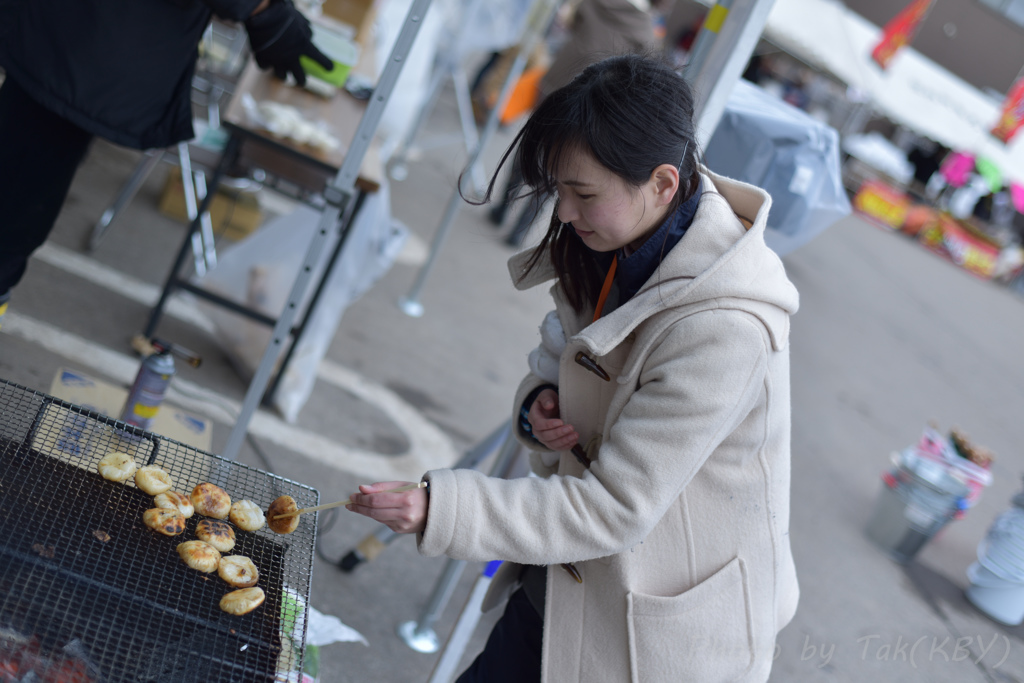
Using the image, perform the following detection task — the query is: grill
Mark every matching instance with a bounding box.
[0,379,319,682]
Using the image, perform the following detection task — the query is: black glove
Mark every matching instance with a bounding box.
[245,0,332,86]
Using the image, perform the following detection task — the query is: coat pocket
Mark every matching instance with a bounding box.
[626,557,754,683]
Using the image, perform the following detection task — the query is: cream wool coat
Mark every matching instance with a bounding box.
[418,170,800,682]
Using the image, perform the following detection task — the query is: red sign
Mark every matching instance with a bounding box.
[918,215,1001,279]
[871,0,935,70]
[992,75,1024,144]
[853,179,910,229]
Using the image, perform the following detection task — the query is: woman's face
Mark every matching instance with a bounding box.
[552,149,675,253]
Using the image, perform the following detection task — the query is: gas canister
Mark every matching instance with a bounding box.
[120,339,201,431]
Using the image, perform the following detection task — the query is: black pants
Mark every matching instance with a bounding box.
[456,588,542,683]
[0,77,93,294]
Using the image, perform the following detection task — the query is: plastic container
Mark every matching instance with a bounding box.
[865,451,969,563]
[302,23,360,87]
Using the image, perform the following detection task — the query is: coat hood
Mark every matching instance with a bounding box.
[509,169,800,360]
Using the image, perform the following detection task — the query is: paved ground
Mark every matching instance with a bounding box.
[3,85,1024,682]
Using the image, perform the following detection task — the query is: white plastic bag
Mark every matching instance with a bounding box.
[307,606,368,646]
[372,0,450,160]
[455,0,532,54]
[704,79,852,256]
[370,0,532,161]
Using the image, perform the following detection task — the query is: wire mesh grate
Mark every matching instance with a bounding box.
[0,378,319,682]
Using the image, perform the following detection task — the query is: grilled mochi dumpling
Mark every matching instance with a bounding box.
[196,519,236,553]
[191,483,231,519]
[177,540,221,573]
[98,451,137,482]
[229,500,266,532]
[143,508,185,536]
[135,465,174,495]
[153,491,194,518]
[218,555,259,588]
[220,587,265,615]
[266,496,299,535]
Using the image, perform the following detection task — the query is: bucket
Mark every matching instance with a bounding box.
[865,451,969,563]
[965,562,1024,625]
[966,507,1024,625]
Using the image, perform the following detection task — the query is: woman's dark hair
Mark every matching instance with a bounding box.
[480,53,700,313]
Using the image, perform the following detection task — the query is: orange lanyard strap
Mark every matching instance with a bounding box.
[592,256,618,323]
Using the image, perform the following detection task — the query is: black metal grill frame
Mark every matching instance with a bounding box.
[0,378,319,682]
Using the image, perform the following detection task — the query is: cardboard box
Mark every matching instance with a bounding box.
[320,0,377,46]
[158,169,264,242]
[36,368,214,474]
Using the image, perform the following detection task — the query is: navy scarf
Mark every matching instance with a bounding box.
[591,179,703,313]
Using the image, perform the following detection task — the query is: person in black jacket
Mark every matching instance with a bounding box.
[0,0,331,327]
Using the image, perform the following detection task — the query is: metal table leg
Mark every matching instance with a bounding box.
[144,135,240,339]
[88,150,164,251]
[177,142,211,278]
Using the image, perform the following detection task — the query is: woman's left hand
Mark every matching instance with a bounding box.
[346,481,428,534]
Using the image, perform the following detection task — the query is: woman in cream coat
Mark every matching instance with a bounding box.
[349,55,800,682]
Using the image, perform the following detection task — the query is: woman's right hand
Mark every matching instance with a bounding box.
[528,388,579,451]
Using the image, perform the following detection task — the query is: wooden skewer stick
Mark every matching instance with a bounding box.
[271,482,427,520]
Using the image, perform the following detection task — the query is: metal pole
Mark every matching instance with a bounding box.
[327,0,434,202]
[397,558,468,653]
[220,0,435,460]
[388,0,490,188]
[397,0,558,318]
[683,0,736,86]
[427,561,502,683]
[684,0,777,149]
[263,191,366,405]
[220,205,342,461]
[396,424,522,652]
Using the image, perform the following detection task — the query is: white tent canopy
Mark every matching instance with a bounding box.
[713,0,1024,185]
